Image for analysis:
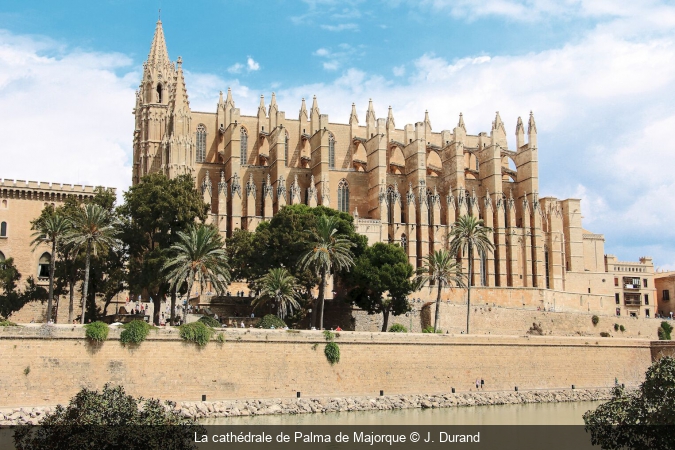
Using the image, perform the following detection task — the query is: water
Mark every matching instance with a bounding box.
[202,400,603,425]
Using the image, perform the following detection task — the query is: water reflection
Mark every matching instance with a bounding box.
[202,400,603,426]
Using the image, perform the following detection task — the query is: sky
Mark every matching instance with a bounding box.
[1,0,674,268]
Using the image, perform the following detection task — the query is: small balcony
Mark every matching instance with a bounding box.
[624,293,641,306]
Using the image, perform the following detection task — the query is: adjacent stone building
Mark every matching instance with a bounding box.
[133,20,656,317]
[0,179,113,322]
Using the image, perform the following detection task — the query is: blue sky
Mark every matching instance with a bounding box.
[1,0,675,268]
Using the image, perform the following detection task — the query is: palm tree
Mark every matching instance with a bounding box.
[30,212,71,323]
[299,215,355,330]
[64,203,119,324]
[162,224,230,322]
[448,215,495,334]
[417,249,465,333]
[252,267,302,320]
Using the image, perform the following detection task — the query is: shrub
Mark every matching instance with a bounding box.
[659,321,673,340]
[422,325,442,333]
[0,320,18,327]
[324,341,340,364]
[13,384,203,449]
[216,332,225,343]
[620,325,626,332]
[84,321,109,342]
[592,315,600,326]
[614,323,620,332]
[600,331,611,337]
[323,330,336,341]
[527,322,544,336]
[179,321,215,346]
[258,314,286,329]
[389,323,408,333]
[198,316,221,328]
[120,320,151,345]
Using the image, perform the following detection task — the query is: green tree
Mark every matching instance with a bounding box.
[0,258,48,319]
[584,356,675,449]
[163,224,231,322]
[252,268,302,320]
[448,215,494,334]
[345,242,414,331]
[13,384,204,449]
[64,203,120,324]
[119,173,208,325]
[417,249,465,333]
[300,214,355,330]
[30,211,71,323]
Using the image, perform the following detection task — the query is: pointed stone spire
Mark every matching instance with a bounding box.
[424,110,432,130]
[366,99,376,123]
[201,170,212,194]
[516,116,525,149]
[493,111,505,134]
[269,92,278,116]
[458,112,466,131]
[311,95,320,116]
[299,97,308,120]
[387,106,395,129]
[484,188,492,209]
[321,174,330,206]
[172,56,189,110]
[349,103,359,125]
[528,111,537,134]
[218,170,228,197]
[246,173,256,199]
[231,173,242,198]
[406,182,416,206]
[218,90,224,106]
[147,19,170,67]
[308,175,318,206]
[257,94,266,118]
[522,190,530,211]
[290,174,301,204]
[263,174,273,198]
[226,87,234,106]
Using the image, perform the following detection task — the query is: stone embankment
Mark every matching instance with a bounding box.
[0,388,615,425]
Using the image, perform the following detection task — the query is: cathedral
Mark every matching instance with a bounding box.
[133,20,656,318]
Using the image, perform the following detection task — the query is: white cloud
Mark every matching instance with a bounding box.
[246,57,260,71]
[323,61,340,71]
[227,62,244,74]
[321,23,359,31]
[0,30,135,202]
[392,65,405,77]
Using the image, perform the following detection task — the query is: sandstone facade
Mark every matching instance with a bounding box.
[133,20,655,318]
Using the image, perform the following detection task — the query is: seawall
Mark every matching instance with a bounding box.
[0,325,665,409]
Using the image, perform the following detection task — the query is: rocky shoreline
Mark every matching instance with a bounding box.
[0,388,616,425]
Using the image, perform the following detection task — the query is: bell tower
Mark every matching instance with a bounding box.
[133,19,176,184]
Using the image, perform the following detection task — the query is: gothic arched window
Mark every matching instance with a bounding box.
[387,186,395,223]
[480,251,487,286]
[196,124,206,163]
[337,178,349,213]
[401,234,407,251]
[38,252,51,279]
[156,83,163,103]
[0,221,6,237]
[285,131,290,165]
[240,128,248,164]
[328,133,335,169]
[544,245,550,289]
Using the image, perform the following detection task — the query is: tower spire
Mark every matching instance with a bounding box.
[147,18,170,67]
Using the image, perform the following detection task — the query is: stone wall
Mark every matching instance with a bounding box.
[0,326,659,408]
[354,302,664,339]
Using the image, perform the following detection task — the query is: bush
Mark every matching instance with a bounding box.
[13,384,203,449]
[216,332,225,343]
[527,322,544,336]
[0,320,18,327]
[198,316,221,328]
[422,325,442,333]
[324,341,340,364]
[592,315,600,326]
[600,331,611,337]
[614,323,620,332]
[84,321,109,342]
[389,324,408,333]
[258,314,286,329]
[620,325,626,332]
[323,330,336,341]
[659,321,673,340]
[179,321,214,346]
[120,320,151,345]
